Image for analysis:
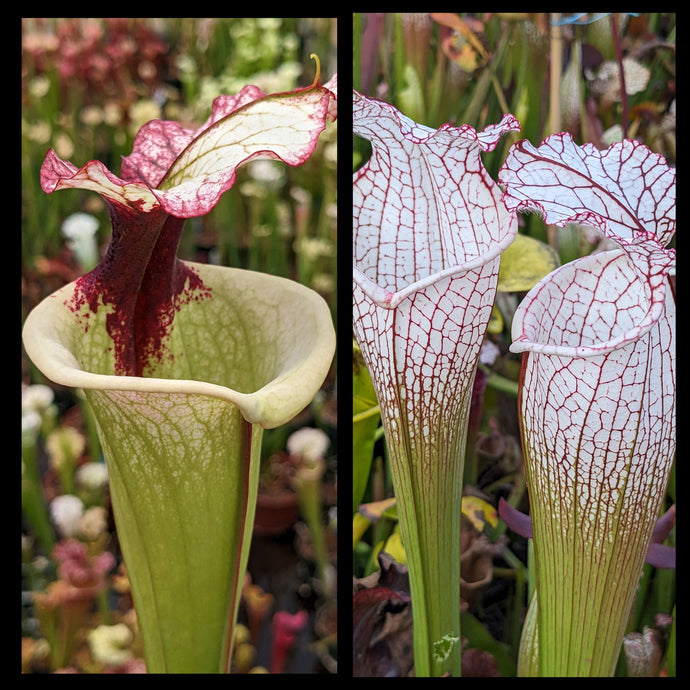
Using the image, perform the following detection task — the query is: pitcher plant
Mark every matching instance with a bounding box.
[498,133,676,676]
[352,89,518,676]
[23,65,337,673]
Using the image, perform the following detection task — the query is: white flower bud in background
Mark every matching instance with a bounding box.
[76,462,109,507]
[88,623,134,667]
[22,384,55,415]
[61,212,100,271]
[76,462,109,491]
[22,410,43,447]
[479,340,501,366]
[623,628,656,677]
[286,427,330,464]
[247,159,286,189]
[22,384,58,440]
[46,427,85,472]
[78,506,109,542]
[49,494,84,538]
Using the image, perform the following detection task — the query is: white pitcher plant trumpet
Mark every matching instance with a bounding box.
[352,89,519,676]
[498,133,676,676]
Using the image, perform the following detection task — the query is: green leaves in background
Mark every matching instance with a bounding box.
[353,340,380,514]
[497,233,559,293]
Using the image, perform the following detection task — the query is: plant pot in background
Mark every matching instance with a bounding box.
[254,453,299,537]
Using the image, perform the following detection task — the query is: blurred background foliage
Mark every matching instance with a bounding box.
[352,13,675,677]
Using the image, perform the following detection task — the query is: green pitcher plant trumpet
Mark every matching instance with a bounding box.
[352,89,519,676]
[498,134,676,676]
[23,66,337,673]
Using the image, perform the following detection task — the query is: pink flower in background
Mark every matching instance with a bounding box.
[54,538,115,594]
[271,610,308,673]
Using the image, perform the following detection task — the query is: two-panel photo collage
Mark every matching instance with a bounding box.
[21,15,676,676]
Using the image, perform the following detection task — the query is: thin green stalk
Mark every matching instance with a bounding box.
[460,67,492,126]
[296,474,330,589]
[353,405,380,424]
[353,13,362,92]
[487,20,513,120]
[666,606,675,676]
[512,560,527,663]
[22,442,55,556]
[498,547,528,663]
[426,38,446,126]
[78,391,102,462]
[393,14,406,105]
[549,14,563,136]
[387,415,465,677]
[97,588,112,625]
[482,367,520,397]
[609,14,629,136]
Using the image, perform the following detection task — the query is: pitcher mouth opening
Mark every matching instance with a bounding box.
[354,215,517,310]
[22,266,335,431]
[510,248,670,358]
